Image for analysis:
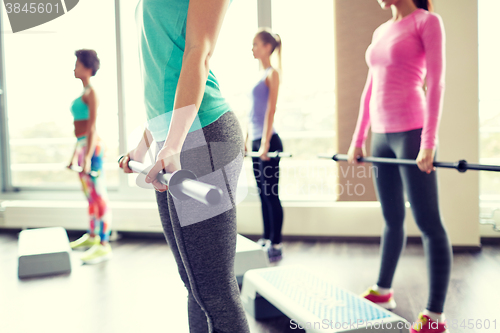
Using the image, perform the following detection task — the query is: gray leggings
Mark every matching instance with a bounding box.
[371,128,452,313]
[155,111,250,333]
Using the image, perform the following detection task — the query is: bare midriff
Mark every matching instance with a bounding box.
[74,120,88,138]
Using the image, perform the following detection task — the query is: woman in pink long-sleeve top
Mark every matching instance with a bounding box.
[348,1,451,332]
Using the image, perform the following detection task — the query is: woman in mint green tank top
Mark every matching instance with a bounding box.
[68,49,112,265]
[118,1,250,331]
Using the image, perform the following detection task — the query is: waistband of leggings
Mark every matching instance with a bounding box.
[76,136,102,146]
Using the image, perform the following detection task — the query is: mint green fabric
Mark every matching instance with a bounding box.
[135,0,233,142]
[70,96,89,121]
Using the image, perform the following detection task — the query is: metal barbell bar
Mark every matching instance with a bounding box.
[318,153,500,173]
[68,165,99,177]
[118,156,224,206]
[245,151,292,159]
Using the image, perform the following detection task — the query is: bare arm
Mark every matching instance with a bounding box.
[260,70,280,153]
[119,127,155,174]
[244,130,249,151]
[136,128,155,156]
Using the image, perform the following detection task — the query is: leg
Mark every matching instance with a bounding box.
[371,133,407,289]
[392,129,452,313]
[90,140,111,244]
[69,141,102,251]
[168,195,247,333]
[252,140,272,240]
[155,189,209,333]
[158,112,250,333]
[80,174,98,237]
[261,134,284,245]
[76,142,98,238]
[77,139,113,263]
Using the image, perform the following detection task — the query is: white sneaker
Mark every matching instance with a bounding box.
[256,238,271,248]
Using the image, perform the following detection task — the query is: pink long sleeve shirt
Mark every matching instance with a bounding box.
[351,9,446,150]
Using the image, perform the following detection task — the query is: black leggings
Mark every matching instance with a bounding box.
[252,133,284,245]
[371,128,452,313]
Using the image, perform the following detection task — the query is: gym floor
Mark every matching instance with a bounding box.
[1,230,499,333]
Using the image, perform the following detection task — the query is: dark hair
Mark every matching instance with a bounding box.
[256,28,282,70]
[75,49,100,76]
[413,0,433,11]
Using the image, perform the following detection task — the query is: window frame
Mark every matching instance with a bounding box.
[0,0,337,203]
[0,2,12,193]
[0,0,267,197]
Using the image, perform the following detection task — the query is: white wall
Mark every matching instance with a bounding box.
[433,0,480,246]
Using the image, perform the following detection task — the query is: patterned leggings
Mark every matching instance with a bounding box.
[76,137,111,242]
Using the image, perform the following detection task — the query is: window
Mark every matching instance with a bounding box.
[212,0,337,202]
[1,0,119,189]
[178,0,336,202]
[478,0,500,202]
[0,0,336,201]
[118,0,155,188]
[270,0,336,200]
[211,0,259,119]
[210,0,260,201]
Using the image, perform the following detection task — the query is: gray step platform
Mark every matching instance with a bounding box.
[241,266,410,333]
[18,227,72,279]
[235,234,269,284]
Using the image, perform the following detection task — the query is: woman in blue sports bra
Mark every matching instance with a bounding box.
[246,28,284,262]
[68,49,112,264]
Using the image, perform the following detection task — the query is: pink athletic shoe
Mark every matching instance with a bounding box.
[361,288,397,310]
[410,313,449,333]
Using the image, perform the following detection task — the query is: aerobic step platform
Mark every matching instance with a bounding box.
[18,227,72,279]
[235,234,269,284]
[241,266,410,333]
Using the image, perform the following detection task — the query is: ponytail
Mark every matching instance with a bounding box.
[274,33,282,71]
[256,28,282,71]
[412,0,433,11]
